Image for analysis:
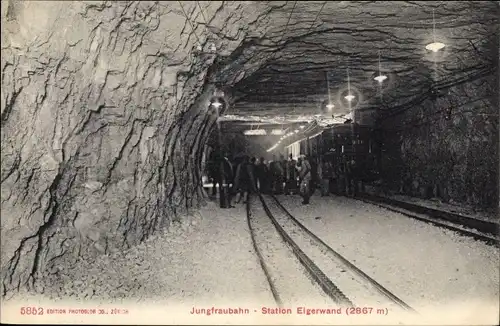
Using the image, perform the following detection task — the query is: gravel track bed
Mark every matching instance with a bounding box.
[5,201,274,307]
[359,197,498,241]
[276,194,500,314]
[248,195,334,307]
[363,186,498,223]
[263,195,406,312]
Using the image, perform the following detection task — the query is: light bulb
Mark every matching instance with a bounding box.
[326,103,335,110]
[300,125,305,129]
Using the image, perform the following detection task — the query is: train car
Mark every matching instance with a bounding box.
[305,123,381,184]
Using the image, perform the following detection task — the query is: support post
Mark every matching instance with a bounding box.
[215,106,228,208]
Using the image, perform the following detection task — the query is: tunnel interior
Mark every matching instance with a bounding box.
[1,0,499,297]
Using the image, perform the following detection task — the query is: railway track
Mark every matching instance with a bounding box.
[246,192,417,314]
[355,193,499,246]
[246,193,348,307]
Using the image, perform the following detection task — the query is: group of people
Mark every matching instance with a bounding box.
[206,152,343,207]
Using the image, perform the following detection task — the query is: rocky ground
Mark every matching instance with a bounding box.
[7,200,272,306]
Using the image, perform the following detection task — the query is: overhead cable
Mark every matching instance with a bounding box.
[305,1,327,35]
[278,0,298,45]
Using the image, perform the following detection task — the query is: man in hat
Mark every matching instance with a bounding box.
[285,153,297,195]
[296,154,312,205]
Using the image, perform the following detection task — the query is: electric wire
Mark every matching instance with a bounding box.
[279,1,298,45]
[305,1,327,35]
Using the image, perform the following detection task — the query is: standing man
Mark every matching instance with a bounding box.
[256,157,270,194]
[345,157,356,197]
[250,157,258,190]
[319,158,333,196]
[296,154,312,205]
[285,154,297,195]
[339,154,348,196]
[278,154,287,194]
[270,155,285,195]
[269,155,278,194]
[233,156,256,204]
[349,158,358,197]
[223,153,235,207]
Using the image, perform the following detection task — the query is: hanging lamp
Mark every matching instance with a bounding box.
[374,50,388,83]
[344,68,355,102]
[325,71,335,110]
[425,9,446,52]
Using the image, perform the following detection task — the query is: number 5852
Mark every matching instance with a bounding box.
[20,307,43,315]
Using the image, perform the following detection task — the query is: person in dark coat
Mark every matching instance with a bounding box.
[270,155,285,194]
[269,155,277,193]
[222,153,235,206]
[309,155,318,196]
[233,156,257,204]
[296,154,312,204]
[211,151,234,207]
[285,154,297,195]
[250,157,258,190]
[256,157,270,194]
[319,158,333,196]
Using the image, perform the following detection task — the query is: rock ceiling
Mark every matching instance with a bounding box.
[206,1,498,133]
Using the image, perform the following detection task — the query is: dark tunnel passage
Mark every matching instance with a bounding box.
[1,0,499,303]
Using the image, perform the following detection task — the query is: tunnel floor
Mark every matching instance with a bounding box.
[4,193,499,324]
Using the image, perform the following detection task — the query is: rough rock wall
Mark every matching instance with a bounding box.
[379,75,499,211]
[0,0,272,296]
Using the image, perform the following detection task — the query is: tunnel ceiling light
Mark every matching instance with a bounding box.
[344,94,355,102]
[426,9,446,53]
[271,129,285,135]
[426,42,446,52]
[345,67,356,103]
[243,129,267,135]
[299,125,305,129]
[374,50,388,83]
[325,71,335,113]
[374,75,388,83]
[211,100,222,109]
[294,129,300,133]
